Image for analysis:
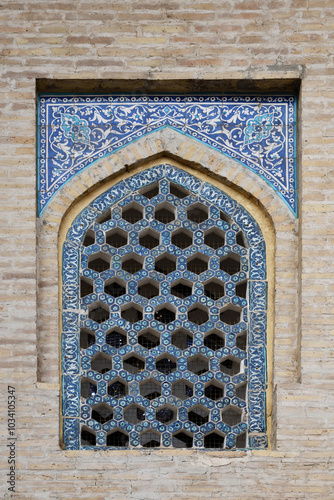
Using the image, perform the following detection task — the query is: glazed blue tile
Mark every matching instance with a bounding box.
[248,346,266,391]
[62,285,79,310]
[249,434,268,449]
[66,207,98,245]
[248,391,266,432]
[62,332,80,374]
[63,418,80,450]
[62,311,79,333]
[249,241,266,280]
[62,375,80,416]
[249,281,267,311]
[249,311,267,346]
[62,242,79,285]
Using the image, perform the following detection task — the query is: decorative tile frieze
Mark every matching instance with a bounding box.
[38,94,297,216]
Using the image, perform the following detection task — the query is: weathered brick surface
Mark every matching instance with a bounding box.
[1,1,334,498]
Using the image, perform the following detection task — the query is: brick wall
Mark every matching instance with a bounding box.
[1,1,334,498]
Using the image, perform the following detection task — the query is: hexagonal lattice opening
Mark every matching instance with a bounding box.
[88,252,110,273]
[81,427,96,446]
[221,406,242,426]
[81,379,97,398]
[220,306,241,325]
[204,330,225,351]
[204,229,225,249]
[155,305,176,324]
[171,279,192,299]
[204,279,225,300]
[106,328,127,348]
[171,228,193,249]
[140,430,161,448]
[88,302,109,324]
[236,231,247,248]
[121,304,143,324]
[123,354,145,374]
[171,329,193,350]
[156,354,177,375]
[204,431,225,449]
[91,353,112,374]
[172,431,193,448]
[188,405,209,425]
[220,356,241,376]
[155,202,175,224]
[106,430,129,447]
[170,182,189,199]
[80,277,94,298]
[106,228,128,248]
[187,354,209,375]
[187,204,208,223]
[122,254,143,274]
[139,228,159,249]
[235,281,247,299]
[140,183,159,199]
[124,404,145,424]
[187,254,208,275]
[172,380,193,400]
[236,331,247,351]
[204,382,224,401]
[236,433,247,448]
[155,254,176,275]
[107,380,128,399]
[156,406,176,424]
[122,202,143,223]
[220,253,241,275]
[96,209,111,224]
[138,328,160,349]
[138,278,159,299]
[80,328,95,349]
[83,229,95,247]
[188,305,209,325]
[140,380,161,400]
[104,278,126,297]
[236,383,247,401]
[220,211,232,224]
[92,403,113,424]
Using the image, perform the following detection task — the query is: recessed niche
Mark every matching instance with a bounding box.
[220,253,241,275]
[171,329,193,350]
[138,279,159,299]
[83,229,95,247]
[220,357,241,376]
[123,355,145,374]
[235,281,247,299]
[106,228,127,248]
[80,277,94,298]
[171,279,192,299]
[155,254,176,275]
[171,228,192,249]
[105,328,127,348]
[204,229,225,249]
[138,329,160,349]
[124,404,145,424]
[139,228,159,249]
[92,403,113,424]
[91,353,112,374]
[107,380,128,399]
[155,202,175,224]
[204,279,224,300]
[88,252,110,273]
[172,380,193,400]
[140,183,159,199]
[140,380,161,400]
[187,204,208,223]
[122,202,143,223]
[104,279,126,297]
[106,430,129,447]
[236,331,247,351]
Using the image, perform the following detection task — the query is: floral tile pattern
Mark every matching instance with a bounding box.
[38,94,297,216]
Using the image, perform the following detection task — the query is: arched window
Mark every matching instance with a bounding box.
[62,164,267,450]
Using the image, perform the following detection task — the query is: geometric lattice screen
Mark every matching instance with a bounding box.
[62,164,267,450]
